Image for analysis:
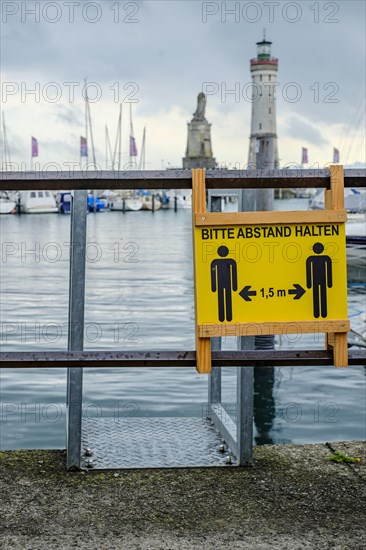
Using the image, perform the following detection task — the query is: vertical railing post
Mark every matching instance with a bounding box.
[236,189,255,465]
[207,191,222,405]
[209,338,222,404]
[67,189,87,470]
[236,337,254,465]
[254,144,275,352]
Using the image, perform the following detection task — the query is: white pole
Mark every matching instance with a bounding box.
[84,77,88,169]
[85,81,97,212]
[129,102,133,166]
[118,103,122,171]
[106,126,113,169]
[105,125,108,170]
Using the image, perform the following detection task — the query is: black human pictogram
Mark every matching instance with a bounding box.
[306,242,333,318]
[211,246,237,322]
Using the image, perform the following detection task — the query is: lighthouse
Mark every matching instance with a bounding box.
[248,35,279,170]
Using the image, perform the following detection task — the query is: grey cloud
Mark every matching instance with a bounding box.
[283,115,329,146]
[0,130,24,158]
[1,0,364,164]
[54,105,84,126]
[40,135,102,162]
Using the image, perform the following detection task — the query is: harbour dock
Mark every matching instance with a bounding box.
[0,440,365,549]
[1,167,365,549]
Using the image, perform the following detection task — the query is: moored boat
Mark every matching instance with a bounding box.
[0,191,17,214]
[109,192,143,211]
[56,191,72,213]
[165,190,192,209]
[19,190,58,214]
[346,214,366,284]
[309,187,366,212]
[140,193,162,211]
[87,194,107,212]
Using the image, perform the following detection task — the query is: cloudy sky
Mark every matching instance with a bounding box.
[1,0,365,170]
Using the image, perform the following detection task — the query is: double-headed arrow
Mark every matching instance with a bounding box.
[238,284,305,301]
[239,285,257,302]
[288,283,306,300]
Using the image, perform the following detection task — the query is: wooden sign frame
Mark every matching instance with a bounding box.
[192,165,350,373]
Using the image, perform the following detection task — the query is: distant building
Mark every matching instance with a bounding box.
[248,37,279,169]
[183,93,217,169]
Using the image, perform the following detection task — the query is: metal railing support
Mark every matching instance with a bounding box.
[206,188,256,465]
[208,191,222,406]
[208,340,222,404]
[237,337,254,466]
[67,190,87,470]
[236,188,256,465]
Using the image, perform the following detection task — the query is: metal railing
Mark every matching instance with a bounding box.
[1,168,365,469]
[1,168,365,372]
[1,168,365,190]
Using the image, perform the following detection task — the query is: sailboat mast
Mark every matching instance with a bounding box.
[112,105,122,170]
[2,113,7,169]
[106,126,113,169]
[2,113,12,169]
[118,103,122,171]
[84,77,97,211]
[84,77,88,168]
[84,78,96,168]
[87,101,97,169]
[139,126,146,170]
[129,102,133,166]
[1,114,4,168]
[105,125,108,170]
[143,127,146,170]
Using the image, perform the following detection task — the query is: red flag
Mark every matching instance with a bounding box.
[32,136,38,157]
[129,135,138,157]
[333,148,340,163]
[301,147,308,165]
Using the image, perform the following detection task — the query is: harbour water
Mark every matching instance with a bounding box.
[0,199,365,450]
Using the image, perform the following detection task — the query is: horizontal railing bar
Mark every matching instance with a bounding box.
[195,210,347,226]
[1,349,365,368]
[0,169,365,191]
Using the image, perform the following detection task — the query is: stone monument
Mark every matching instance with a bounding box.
[183,93,217,169]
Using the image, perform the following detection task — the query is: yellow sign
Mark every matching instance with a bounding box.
[195,222,347,325]
[192,165,349,372]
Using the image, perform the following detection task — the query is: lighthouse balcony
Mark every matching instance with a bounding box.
[250,58,278,67]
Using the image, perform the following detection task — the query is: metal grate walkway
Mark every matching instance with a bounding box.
[81,417,237,469]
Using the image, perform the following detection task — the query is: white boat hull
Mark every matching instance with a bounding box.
[0,199,16,214]
[165,192,192,209]
[346,216,366,283]
[110,198,143,211]
[176,195,192,209]
[21,205,58,214]
[141,197,162,211]
[20,191,58,214]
